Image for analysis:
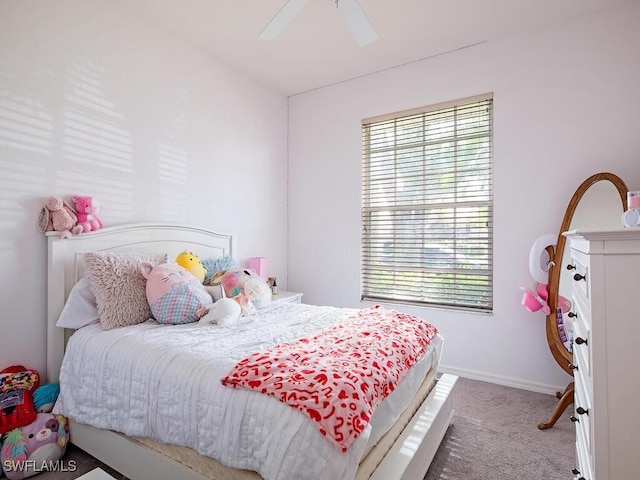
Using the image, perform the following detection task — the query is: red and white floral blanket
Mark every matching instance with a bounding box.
[221,305,438,451]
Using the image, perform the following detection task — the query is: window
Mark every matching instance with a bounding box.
[361,94,493,311]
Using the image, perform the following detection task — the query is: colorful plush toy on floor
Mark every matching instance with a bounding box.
[72,195,102,233]
[0,367,39,435]
[32,384,60,414]
[0,413,69,480]
[175,251,207,284]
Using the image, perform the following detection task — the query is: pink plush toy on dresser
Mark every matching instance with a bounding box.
[72,195,102,232]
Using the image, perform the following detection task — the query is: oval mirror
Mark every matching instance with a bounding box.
[539,172,627,430]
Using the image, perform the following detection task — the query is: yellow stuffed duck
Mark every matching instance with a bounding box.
[175,251,207,284]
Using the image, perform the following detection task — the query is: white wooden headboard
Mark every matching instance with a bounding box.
[46,223,236,383]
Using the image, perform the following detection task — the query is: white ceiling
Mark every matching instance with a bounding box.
[116,0,630,96]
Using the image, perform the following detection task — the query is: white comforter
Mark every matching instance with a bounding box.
[54,303,440,480]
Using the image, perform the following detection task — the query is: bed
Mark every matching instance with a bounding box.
[46,223,457,480]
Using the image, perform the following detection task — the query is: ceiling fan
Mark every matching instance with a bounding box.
[260,0,378,47]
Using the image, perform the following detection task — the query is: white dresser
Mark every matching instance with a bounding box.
[564,228,640,480]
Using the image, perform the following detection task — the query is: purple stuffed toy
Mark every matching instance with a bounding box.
[0,413,69,479]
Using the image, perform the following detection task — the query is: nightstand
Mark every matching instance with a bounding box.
[271,291,303,305]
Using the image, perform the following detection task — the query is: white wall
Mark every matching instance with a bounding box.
[2,1,638,395]
[0,1,288,378]
[288,3,640,393]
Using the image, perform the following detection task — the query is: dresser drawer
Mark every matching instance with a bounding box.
[572,288,591,327]
[569,253,589,300]
[574,372,592,454]
[572,297,592,380]
[573,343,592,395]
[575,432,593,480]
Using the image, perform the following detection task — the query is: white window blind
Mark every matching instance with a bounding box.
[361,95,493,311]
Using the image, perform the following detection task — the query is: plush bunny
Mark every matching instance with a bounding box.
[72,195,102,233]
[38,196,82,239]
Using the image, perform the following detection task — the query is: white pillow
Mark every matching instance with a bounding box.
[56,278,100,329]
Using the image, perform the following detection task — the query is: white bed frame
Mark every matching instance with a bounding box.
[47,223,457,480]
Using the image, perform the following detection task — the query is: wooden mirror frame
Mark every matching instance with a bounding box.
[538,172,628,430]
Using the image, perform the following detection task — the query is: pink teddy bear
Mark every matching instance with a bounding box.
[72,195,103,232]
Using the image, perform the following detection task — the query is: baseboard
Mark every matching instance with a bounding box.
[438,365,568,396]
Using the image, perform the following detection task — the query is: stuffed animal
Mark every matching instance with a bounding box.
[32,385,60,414]
[199,297,242,326]
[204,284,225,302]
[37,196,82,239]
[0,367,39,435]
[72,195,102,233]
[141,262,212,325]
[0,413,69,480]
[234,293,257,317]
[210,269,272,309]
[175,251,207,284]
[201,255,237,285]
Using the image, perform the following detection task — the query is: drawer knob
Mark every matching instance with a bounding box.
[573,273,586,282]
[567,264,576,270]
[575,336,588,346]
[570,415,579,423]
[571,469,587,480]
[568,312,577,318]
[577,406,589,415]
[568,363,579,371]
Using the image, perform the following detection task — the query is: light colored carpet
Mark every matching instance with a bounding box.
[33,444,126,480]
[34,376,574,479]
[424,376,575,480]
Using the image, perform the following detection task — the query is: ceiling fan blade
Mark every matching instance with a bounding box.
[336,0,378,47]
[260,0,310,40]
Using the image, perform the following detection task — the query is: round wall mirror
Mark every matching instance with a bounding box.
[538,172,627,430]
